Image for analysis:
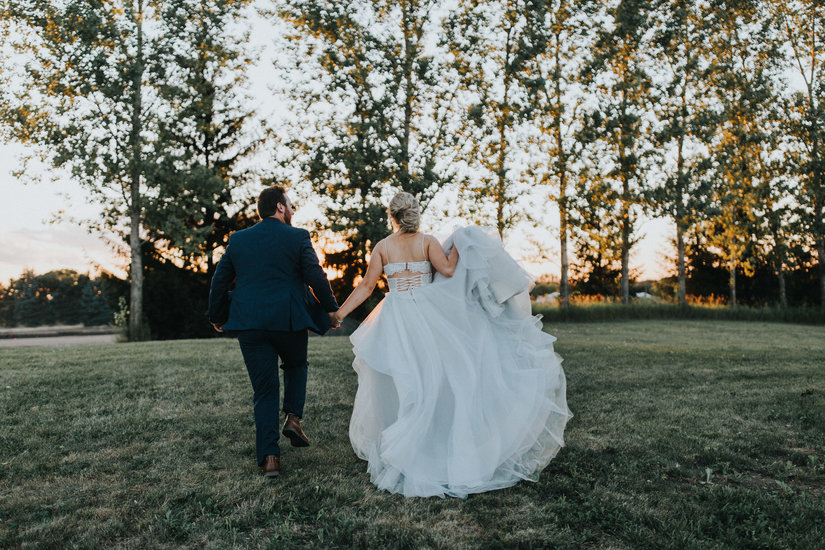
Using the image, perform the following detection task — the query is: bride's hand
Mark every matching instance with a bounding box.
[329,311,342,329]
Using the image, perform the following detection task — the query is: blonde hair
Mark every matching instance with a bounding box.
[388,192,421,233]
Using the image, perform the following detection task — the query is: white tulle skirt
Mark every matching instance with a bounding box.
[348,226,572,498]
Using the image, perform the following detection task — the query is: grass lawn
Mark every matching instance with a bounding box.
[1,320,823,549]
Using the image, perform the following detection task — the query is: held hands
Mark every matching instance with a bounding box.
[211,323,224,333]
[328,311,342,330]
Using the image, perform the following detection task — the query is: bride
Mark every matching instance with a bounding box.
[333,192,572,498]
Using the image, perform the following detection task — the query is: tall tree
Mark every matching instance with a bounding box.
[649,0,714,306]
[277,0,456,302]
[753,94,797,309]
[570,168,624,296]
[756,179,798,309]
[520,0,591,307]
[0,0,159,339]
[443,0,533,239]
[704,0,778,307]
[771,0,825,309]
[148,0,262,274]
[581,0,654,303]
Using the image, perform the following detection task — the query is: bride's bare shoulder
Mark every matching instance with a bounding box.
[421,233,440,247]
[371,237,389,261]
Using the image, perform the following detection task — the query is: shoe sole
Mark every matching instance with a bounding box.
[264,471,280,478]
[282,427,310,447]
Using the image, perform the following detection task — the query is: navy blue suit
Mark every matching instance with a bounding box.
[207,217,338,464]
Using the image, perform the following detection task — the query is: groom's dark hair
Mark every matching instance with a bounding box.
[258,185,287,218]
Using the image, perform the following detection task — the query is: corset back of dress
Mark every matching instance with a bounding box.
[384,233,432,292]
[385,261,432,292]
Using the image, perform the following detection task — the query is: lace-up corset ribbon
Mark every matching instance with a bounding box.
[384,261,433,292]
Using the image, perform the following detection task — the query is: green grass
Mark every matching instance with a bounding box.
[534,302,825,325]
[1,321,823,549]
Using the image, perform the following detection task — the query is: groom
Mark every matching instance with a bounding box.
[207,185,340,478]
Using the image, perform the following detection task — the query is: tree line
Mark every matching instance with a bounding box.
[2,0,823,339]
[0,270,114,327]
[278,0,824,311]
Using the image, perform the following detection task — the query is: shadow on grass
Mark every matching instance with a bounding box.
[535,302,825,325]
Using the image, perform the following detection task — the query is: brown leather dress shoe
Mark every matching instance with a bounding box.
[262,455,280,478]
[282,413,310,447]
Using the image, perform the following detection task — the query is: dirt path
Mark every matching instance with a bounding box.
[0,333,118,348]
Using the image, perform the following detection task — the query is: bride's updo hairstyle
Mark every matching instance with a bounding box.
[388,192,421,233]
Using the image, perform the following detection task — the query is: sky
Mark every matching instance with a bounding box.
[0,143,129,283]
[0,8,676,287]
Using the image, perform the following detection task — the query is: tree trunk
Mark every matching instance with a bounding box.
[621,212,630,304]
[619,173,630,304]
[676,223,686,307]
[400,0,413,190]
[618,86,630,305]
[729,259,737,308]
[818,235,825,310]
[675,126,686,307]
[129,195,143,340]
[618,132,630,304]
[773,231,788,309]
[495,29,513,241]
[128,0,145,341]
[496,160,506,240]
[559,188,569,310]
[495,112,507,241]
[554,39,569,309]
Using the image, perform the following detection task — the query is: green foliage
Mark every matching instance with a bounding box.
[113,296,129,329]
[647,0,716,304]
[1,322,823,547]
[684,231,822,306]
[276,0,456,306]
[700,0,782,305]
[578,0,655,303]
[0,0,154,209]
[530,279,559,297]
[146,0,262,272]
[519,0,592,305]
[569,167,625,296]
[443,0,535,238]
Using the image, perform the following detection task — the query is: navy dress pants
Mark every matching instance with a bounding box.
[237,330,308,465]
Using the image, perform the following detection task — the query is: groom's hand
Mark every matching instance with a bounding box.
[328,312,341,330]
[211,323,224,333]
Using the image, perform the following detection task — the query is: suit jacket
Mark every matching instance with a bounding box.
[207,218,338,334]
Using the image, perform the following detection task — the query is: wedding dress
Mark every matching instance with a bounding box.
[348,226,572,498]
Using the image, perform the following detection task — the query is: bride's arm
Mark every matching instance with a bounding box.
[427,235,458,278]
[335,241,385,322]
